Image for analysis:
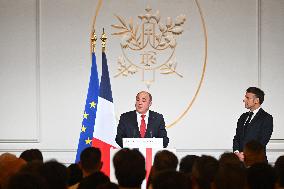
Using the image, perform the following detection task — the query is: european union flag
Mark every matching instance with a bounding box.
[75,52,99,163]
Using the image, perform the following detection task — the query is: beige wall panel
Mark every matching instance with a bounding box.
[261,0,284,140]
[0,0,38,142]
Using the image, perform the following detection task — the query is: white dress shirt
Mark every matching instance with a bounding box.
[136,110,149,132]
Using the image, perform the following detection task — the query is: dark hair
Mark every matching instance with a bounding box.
[39,160,68,189]
[244,140,265,167]
[247,163,276,189]
[80,147,101,173]
[96,182,119,189]
[147,150,179,188]
[78,172,109,189]
[246,87,265,104]
[179,155,199,174]
[274,155,284,187]
[192,155,219,189]
[67,163,82,186]
[20,160,43,175]
[151,170,190,189]
[219,152,242,167]
[244,140,264,153]
[113,148,145,187]
[214,164,246,189]
[153,150,178,171]
[20,149,43,162]
[7,172,47,189]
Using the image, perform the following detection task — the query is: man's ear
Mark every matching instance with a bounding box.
[254,97,260,104]
[149,101,152,107]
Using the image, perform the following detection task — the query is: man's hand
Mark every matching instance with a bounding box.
[235,151,244,161]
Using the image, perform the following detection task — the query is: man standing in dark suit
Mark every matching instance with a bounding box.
[115,91,169,148]
[233,87,273,161]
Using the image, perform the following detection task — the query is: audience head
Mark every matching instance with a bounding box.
[214,164,246,189]
[39,160,68,189]
[79,147,102,177]
[96,182,119,189]
[0,153,26,189]
[7,172,47,189]
[274,155,284,188]
[19,160,43,175]
[150,170,190,189]
[179,155,199,174]
[147,150,179,188]
[243,140,265,167]
[191,155,219,189]
[247,163,276,189]
[219,152,243,167]
[77,172,109,189]
[67,163,82,186]
[113,148,145,188]
[153,150,178,171]
[19,149,43,162]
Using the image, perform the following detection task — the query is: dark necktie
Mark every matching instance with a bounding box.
[140,115,146,138]
[244,111,254,135]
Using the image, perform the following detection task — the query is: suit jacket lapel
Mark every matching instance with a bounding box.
[147,111,155,134]
[249,108,264,126]
[130,110,139,135]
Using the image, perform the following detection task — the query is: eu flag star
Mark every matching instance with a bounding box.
[89,101,96,108]
[83,112,89,119]
[81,125,87,132]
[85,137,92,145]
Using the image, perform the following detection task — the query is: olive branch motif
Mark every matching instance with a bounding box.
[111,7,186,78]
[160,59,183,78]
[114,56,138,77]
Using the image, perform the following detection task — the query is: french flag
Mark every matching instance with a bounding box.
[92,52,118,176]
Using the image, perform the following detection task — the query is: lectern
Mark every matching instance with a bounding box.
[123,138,163,148]
[110,138,166,189]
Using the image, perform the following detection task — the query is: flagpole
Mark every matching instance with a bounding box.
[90,0,103,54]
[91,31,97,53]
[100,28,107,52]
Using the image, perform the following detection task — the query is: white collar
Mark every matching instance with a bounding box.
[136,110,149,117]
[251,106,261,115]
[249,107,261,120]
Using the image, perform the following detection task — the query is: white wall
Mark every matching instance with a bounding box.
[0,0,284,164]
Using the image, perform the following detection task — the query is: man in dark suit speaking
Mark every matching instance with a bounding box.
[115,91,169,148]
[233,87,273,161]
